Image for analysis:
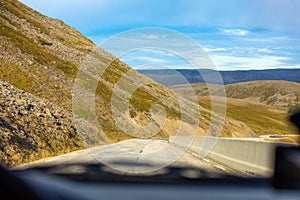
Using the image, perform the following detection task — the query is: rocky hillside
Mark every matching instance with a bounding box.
[0,79,108,167]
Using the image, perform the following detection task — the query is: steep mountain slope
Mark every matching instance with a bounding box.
[0,0,205,166]
[170,81,300,112]
[0,0,190,141]
[0,0,94,109]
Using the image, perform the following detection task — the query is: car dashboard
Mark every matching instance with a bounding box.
[1,149,300,200]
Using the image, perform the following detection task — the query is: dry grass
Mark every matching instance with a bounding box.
[171,81,300,112]
[198,97,298,138]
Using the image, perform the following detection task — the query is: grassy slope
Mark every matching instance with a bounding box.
[198,97,298,137]
[170,81,300,112]
[171,80,299,138]
[225,80,300,112]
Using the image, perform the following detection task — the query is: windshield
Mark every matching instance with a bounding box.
[0,0,299,180]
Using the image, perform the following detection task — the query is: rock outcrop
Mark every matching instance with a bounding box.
[0,79,108,167]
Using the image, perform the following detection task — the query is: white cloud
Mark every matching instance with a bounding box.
[243,36,289,42]
[203,47,228,52]
[210,55,293,70]
[220,29,249,36]
[257,48,272,53]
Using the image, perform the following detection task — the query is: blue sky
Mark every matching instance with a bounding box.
[20,0,300,71]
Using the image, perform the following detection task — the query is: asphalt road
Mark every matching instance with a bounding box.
[17,139,244,177]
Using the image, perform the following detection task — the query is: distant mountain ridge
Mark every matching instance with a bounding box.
[138,69,300,86]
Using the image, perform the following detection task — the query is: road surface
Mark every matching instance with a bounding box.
[17,139,245,176]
